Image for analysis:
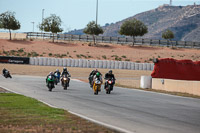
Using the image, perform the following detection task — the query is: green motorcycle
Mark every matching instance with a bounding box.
[47,75,55,91]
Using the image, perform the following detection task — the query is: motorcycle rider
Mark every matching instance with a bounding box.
[61,67,71,87]
[2,68,12,78]
[54,69,61,84]
[93,72,103,87]
[2,68,7,76]
[89,69,102,87]
[104,70,116,90]
[46,72,56,86]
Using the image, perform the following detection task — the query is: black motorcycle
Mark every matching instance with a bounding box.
[104,78,114,94]
[3,70,12,78]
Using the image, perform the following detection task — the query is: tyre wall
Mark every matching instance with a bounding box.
[29,57,154,71]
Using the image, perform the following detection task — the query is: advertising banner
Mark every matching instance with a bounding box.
[0,56,30,64]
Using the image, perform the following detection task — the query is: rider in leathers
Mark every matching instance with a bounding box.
[46,72,56,87]
[61,67,71,87]
[89,69,102,87]
[104,70,116,90]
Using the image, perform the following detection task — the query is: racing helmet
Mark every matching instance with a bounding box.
[109,70,112,74]
[63,67,67,71]
[96,72,100,77]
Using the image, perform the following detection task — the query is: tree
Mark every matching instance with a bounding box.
[0,11,21,40]
[119,18,148,46]
[83,21,103,45]
[162,29,174,47]
[39,14,63,42]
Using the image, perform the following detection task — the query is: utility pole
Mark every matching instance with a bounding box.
[170,0,172,6]
[31,22,34,32]
[96,0,98,25]
[42,9,45,32]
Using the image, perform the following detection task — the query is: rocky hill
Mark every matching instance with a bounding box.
[68,4,200,42]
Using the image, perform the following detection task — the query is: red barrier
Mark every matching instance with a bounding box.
[151,58,200,81]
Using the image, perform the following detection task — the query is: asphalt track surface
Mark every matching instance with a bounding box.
[1,75,200,133]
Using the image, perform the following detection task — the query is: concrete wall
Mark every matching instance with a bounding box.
[29,57,154,71]
[152,78,200,96]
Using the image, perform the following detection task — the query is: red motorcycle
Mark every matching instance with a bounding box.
[105,78,114,94]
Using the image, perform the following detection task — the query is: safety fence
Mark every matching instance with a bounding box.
[27,32,200,49]
[29,57,154,71]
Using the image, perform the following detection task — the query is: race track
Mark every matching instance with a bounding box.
[1,75,200,133]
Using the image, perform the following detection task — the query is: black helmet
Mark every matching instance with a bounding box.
[109,70,112,74]
[63,67,67,71]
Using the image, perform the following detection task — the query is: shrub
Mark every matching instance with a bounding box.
[102,55,107,59]
[121,55,127,58]
[49,53,53,56]
[18,48,24,53]
[76,54,81,58]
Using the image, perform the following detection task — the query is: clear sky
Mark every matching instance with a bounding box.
[0,0,199,33]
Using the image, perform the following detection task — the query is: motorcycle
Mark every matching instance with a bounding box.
[54,72,60,85]
[105,78,114,94]
[47,75,55,91]
[3,70,12,78]
[93,77,102,95]
[61,74,70,90]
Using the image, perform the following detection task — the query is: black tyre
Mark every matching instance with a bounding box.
[108,85,111,94]
[96,87,98,95]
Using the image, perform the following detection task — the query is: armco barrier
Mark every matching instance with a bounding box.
[28,57,154,71]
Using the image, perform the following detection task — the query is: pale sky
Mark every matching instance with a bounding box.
[0,0,199,33]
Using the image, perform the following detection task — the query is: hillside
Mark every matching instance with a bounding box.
[68,5,200,42]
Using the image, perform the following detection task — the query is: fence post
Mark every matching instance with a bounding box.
[117,37,120,44]
[142,39,144,44]
[71,34,73,41]
[64,34,66,41]
[158,40,161,46]
[184,41,186,48]
[167,40,169,47]
[87,35,88,42]
[150,39,152,46]
[110,37,112,43]
[102,36,104,43]
[79,35,81,41]
[192,42,195,48]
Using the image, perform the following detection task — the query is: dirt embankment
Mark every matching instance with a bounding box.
[0,38,200,63]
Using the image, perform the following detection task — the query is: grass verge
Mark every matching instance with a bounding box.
[0,93,118,133]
